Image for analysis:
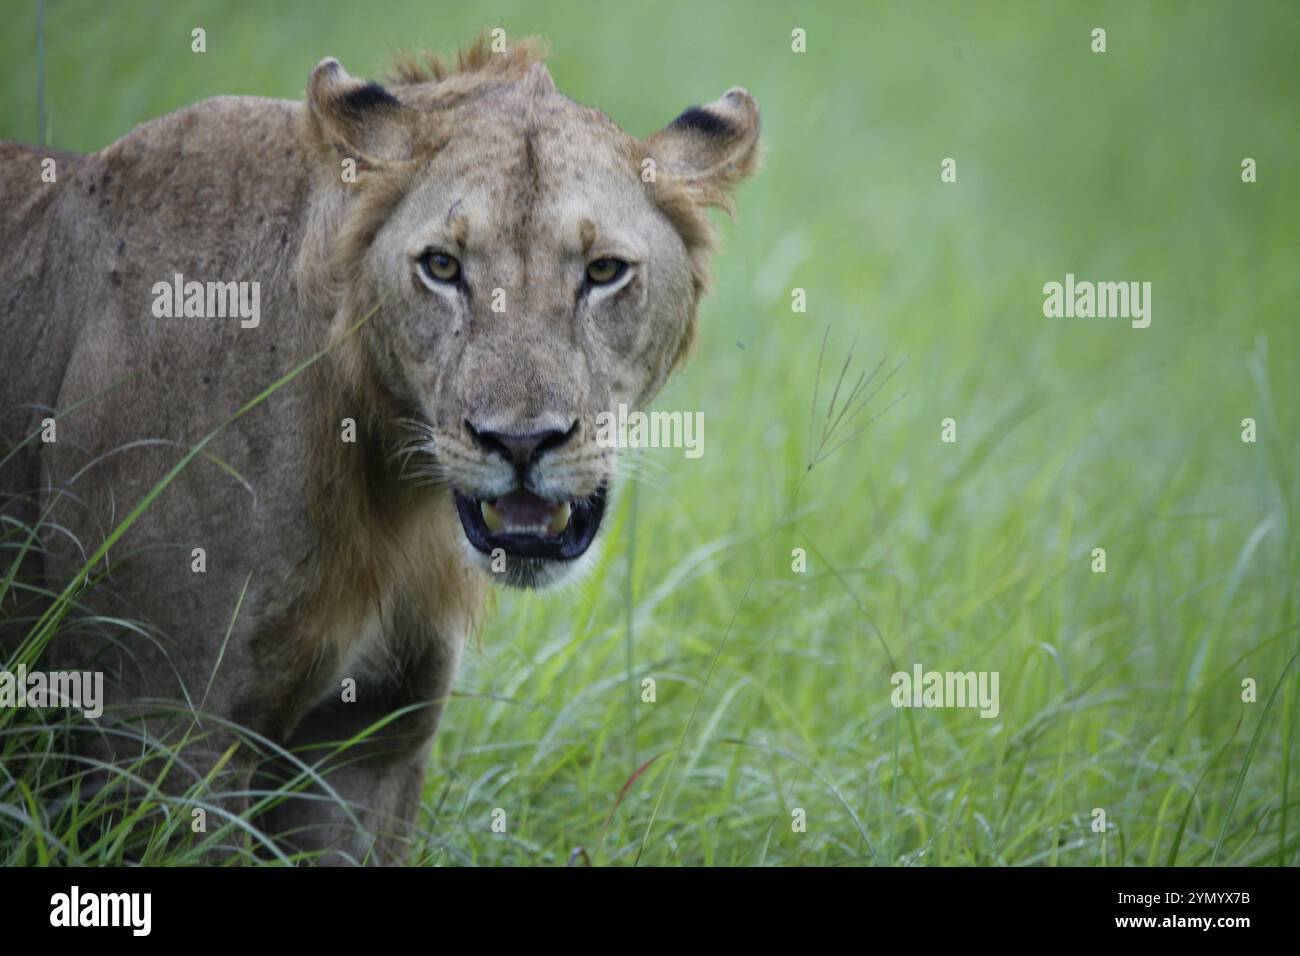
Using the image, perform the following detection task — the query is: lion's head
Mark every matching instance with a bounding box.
[300,39,759,588]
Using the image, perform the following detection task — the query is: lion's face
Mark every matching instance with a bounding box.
[308,53,759,588]
[369,103,691,588]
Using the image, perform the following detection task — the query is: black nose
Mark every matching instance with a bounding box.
[466,420,578,469]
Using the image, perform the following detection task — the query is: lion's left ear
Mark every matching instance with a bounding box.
[306,57,416,165]
[646,87,761,210]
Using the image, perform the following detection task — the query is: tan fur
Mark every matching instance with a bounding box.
[0,38,758,862]
[387,35,550,86]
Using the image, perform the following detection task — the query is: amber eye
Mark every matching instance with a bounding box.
[585,258,628,286]
[419,250,461,284]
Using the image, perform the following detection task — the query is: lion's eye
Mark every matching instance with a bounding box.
[418,250,461,285]
[585,258,628,286]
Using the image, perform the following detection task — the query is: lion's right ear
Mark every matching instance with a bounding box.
[306,57,415,164]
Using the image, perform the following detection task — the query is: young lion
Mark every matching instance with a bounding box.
[0,38,759,862]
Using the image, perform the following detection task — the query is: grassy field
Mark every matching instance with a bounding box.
[2,0,1298,865]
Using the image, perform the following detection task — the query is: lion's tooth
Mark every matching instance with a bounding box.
[548,501,572,534]
[481,501,504,532]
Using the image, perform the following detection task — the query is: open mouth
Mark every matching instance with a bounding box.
[454,485,607,561]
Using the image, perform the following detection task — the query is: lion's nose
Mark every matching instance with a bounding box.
[466,420,578,469]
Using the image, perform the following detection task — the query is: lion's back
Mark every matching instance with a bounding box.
[1,96,314,432]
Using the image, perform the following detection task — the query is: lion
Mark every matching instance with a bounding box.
[0,38,759,863]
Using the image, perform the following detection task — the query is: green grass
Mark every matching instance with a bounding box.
[2,0,1298,865]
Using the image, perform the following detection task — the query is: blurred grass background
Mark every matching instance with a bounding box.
[3,0,1298,864]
